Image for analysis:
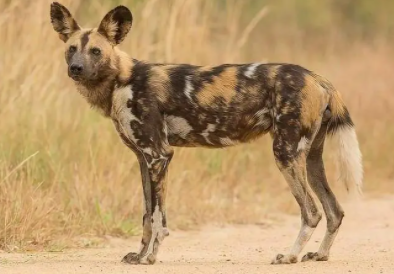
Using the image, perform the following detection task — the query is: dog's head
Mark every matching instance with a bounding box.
[50,2,132,83]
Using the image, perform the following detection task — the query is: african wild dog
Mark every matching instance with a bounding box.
[50,2,363,265]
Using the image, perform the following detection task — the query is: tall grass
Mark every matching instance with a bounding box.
[0,0,393,251]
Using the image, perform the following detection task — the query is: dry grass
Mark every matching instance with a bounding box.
[0,0,393,251]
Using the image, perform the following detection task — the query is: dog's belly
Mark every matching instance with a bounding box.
[165,110,272,148]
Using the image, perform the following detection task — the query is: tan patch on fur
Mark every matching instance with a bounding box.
[245,114,258,127]
[65,29,83,48]
[197,67,238,106]
[244,84,260,95]
[311,73,340,115]
[198,66,214,72]
[115,48,133,83]
[329,89,346,117]
[275,93,282,115]
[161,65,179,70]
[149,67,170,104]
[300,75,326,128]
[84,31,113,53]
[268,65,280,87]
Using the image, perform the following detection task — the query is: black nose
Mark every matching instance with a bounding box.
[70,64,83,75]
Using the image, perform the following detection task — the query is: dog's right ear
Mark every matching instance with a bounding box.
[50,2,80,42]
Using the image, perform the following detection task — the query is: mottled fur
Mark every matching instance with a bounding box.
[50,2,363,265]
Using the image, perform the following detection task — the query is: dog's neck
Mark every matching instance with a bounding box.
[75,48,134,117]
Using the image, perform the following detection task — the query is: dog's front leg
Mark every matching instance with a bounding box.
[121,147,174,265]
[112,111,173,265]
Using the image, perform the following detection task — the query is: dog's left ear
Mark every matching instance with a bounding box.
[98,6,133,45]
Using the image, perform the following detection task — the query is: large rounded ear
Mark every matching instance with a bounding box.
[50,2,81,42]
[98,6,133,45]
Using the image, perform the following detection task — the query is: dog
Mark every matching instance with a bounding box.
[50,2,362,265]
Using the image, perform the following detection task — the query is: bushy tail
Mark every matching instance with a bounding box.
[327,89,363,196]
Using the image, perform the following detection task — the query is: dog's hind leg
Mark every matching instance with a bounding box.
[301,119,344,262]
[271,120,322,264]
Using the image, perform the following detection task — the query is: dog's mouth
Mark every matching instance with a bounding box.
[69,72,99,83]
[70,74,82,81]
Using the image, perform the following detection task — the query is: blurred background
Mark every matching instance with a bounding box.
[0,0,393,251]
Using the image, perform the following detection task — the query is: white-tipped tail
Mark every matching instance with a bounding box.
[331,126,363,196]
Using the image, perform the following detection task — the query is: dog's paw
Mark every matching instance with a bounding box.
[271,254,298,264]
[301,252,328,262]
[121,252,141,264]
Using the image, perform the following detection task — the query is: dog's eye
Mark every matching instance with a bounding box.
[91,48,101,56]
[69,46,77,53]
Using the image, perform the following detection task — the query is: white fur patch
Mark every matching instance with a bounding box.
[220,137,237,146]
[297,136,308,152]
[139,205,165,264]
[111,85,141,143]
[254,108,270,127]
[244,63,261,78]
[152,205,164,240]
[184,76,194,101]
[112,85,136,118]
[331,126,363,196]
[290,224,315,256]
[142,147,153,155]
[165,115,193,139]
[200,124,216,144]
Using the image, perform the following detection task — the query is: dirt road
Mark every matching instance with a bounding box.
[1,196,393,274]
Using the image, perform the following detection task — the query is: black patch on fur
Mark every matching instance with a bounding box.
[128,63,151,91]
[81,31,91,50]
[112,6,133,44]
[199,65,226,83]
[327,107,354,135]
[167,64,200,93]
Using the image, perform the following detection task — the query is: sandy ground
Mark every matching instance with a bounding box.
[1,196,393,274]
